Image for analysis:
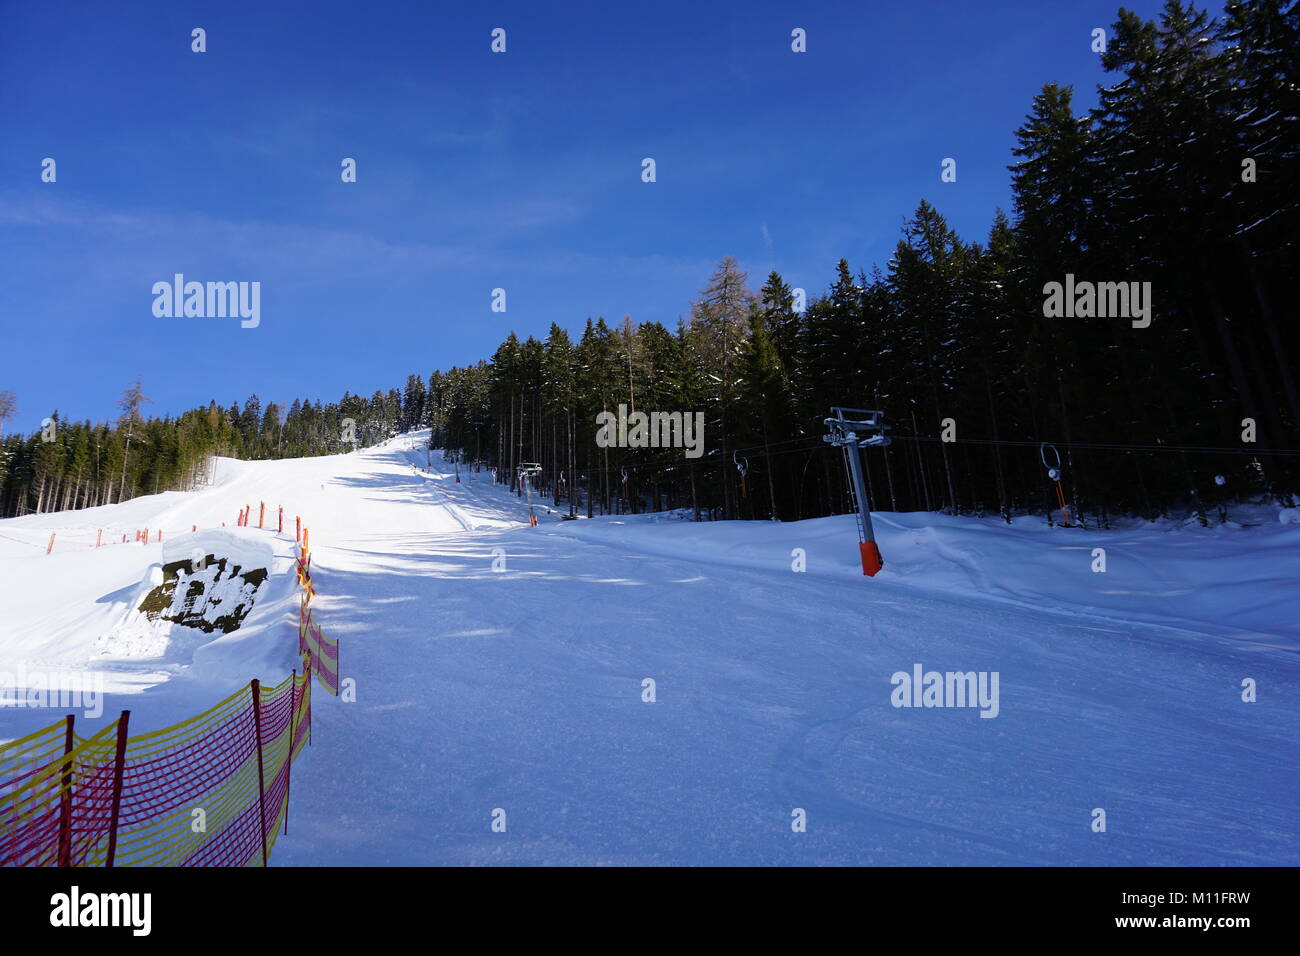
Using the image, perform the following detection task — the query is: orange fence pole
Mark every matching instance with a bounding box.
[250,680,269,867]
[46,533,55,554]
[278,507,283,534]
[295,516,301,543]
[57,714,74,866]
[104,710,130,868]
[96,529,102,548]
[285,669,295,835]
[259,501,265,529]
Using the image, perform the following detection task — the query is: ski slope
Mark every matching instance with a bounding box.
[1,432,1297,866]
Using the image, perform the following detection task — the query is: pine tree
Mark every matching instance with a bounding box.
[116,378,151,503]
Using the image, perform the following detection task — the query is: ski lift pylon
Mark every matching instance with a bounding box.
[1039,442,1072,527]
[734,451,749,498]
[822,407,889,576]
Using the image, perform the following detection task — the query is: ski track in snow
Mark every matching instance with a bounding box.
[1,432,1296,866]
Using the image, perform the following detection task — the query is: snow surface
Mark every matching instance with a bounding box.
[0,432,1296,865]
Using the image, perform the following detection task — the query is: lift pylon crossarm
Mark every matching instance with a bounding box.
[824,408,892,448]
[827,406,887,427]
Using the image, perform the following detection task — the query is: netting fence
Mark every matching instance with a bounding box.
[296,553,339,697]
[0,505,343,866]
[0,671,310,867]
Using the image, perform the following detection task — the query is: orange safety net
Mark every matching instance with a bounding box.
[0,671,310,867]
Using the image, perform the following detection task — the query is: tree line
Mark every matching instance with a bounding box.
[0,382,410,518]
[428,0,1298,526]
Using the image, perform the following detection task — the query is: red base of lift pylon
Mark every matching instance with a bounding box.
[859,540,884,577]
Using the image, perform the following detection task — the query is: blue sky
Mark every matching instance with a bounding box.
[0,0,1168,433]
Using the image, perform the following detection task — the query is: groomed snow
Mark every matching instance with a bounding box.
[1,432,1296,865]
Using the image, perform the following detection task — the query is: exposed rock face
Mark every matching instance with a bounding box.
[137,555,268,634]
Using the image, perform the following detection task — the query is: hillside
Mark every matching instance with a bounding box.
[1,432,1296,865]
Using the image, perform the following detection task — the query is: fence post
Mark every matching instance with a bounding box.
[306,660,313,747]
[158,529,163,542]
[105,710,130,868]
[96,529,102,548]
[57,714,74,867]
[295,516,301,543]
[278,507,283,534]
[47,533,55,555]
[259,501,265,529]
[250,680,269,867]
[285,669,295,835]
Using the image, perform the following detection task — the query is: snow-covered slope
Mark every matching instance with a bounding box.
[1,432,1296,865]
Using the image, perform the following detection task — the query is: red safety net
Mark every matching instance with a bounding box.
[0,671,310,867]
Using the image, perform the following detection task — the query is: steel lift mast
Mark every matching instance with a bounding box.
[823,407,890,576]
